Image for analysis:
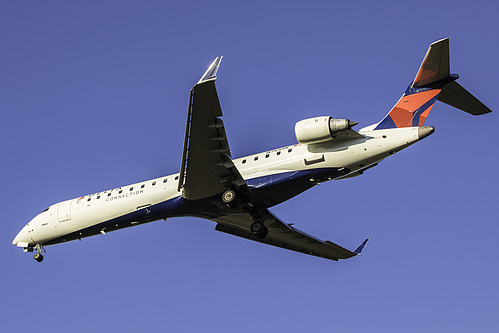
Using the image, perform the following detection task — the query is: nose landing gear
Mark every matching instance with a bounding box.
[33,244,45,262]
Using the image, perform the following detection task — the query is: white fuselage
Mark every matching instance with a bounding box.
[12,126,427,248]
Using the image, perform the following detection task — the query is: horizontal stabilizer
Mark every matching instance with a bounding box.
[437,81,492,115]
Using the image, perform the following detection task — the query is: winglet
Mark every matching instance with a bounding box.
[353,238,370,255]
[197,56,223,85]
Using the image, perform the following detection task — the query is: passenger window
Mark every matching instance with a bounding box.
[129,187,133,191]
[107,193,112,197]
[141,184,145,188]
[242,159,246,164]
[277,151,281,156]
[119,190,123,194]
[265,154,269,158]
[254,156,258,161]
[87,198,91,202]
[288,148,292,153]
[163,179,167,183]
[152,181,156,186]
[97,195,100,199]
[175,176,179,180]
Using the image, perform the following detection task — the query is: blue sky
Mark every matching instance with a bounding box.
[1,1,498,332]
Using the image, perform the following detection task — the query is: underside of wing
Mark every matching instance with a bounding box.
[211,210,368,261]
[178,57,248,200]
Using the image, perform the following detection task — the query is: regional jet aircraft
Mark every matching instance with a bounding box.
[13,38,492,262]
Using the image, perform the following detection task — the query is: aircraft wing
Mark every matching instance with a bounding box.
[178,57,248,200]
[212,209,369,261]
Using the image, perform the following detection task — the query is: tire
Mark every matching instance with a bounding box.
[250,220,268,238]
[222,190,236,203]
[34,253,44,262]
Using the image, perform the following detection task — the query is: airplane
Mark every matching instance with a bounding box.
[13,38,492,262]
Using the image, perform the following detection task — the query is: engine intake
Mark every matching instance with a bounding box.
[295,116,358,144]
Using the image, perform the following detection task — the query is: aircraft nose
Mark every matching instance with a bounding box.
[12,227,30,247]
[12,231,21,246]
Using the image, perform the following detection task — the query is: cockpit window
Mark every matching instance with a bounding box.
[42,207,49,213]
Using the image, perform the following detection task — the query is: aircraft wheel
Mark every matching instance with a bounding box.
[222,190,240,208]
[222,190,236,203]
[34,253,44,262]
[250,220,268,238]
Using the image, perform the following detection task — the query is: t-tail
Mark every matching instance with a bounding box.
[373,38,492,131]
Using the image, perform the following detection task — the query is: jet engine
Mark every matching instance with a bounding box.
[294,116,358,144]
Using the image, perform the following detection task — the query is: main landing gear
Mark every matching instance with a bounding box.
[222,189,240,208]
[33,244,45,262]
[250,219,268,238]
[242,203,269,239]
[222,190,268,238]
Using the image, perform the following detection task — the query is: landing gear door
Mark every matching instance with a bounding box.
[57,200,72,222]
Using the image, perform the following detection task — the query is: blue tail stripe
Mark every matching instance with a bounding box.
[374,114,398,130]
[411,94,440,126]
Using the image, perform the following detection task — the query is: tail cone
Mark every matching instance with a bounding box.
[418,126,435,140]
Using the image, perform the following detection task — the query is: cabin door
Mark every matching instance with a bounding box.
[57,200,72,222]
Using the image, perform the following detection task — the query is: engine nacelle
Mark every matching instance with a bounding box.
[294,116,358,144]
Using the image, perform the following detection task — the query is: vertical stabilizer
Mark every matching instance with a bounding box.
[413,38,450,88]
[374,85,441,130]
[372,38,491,131]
